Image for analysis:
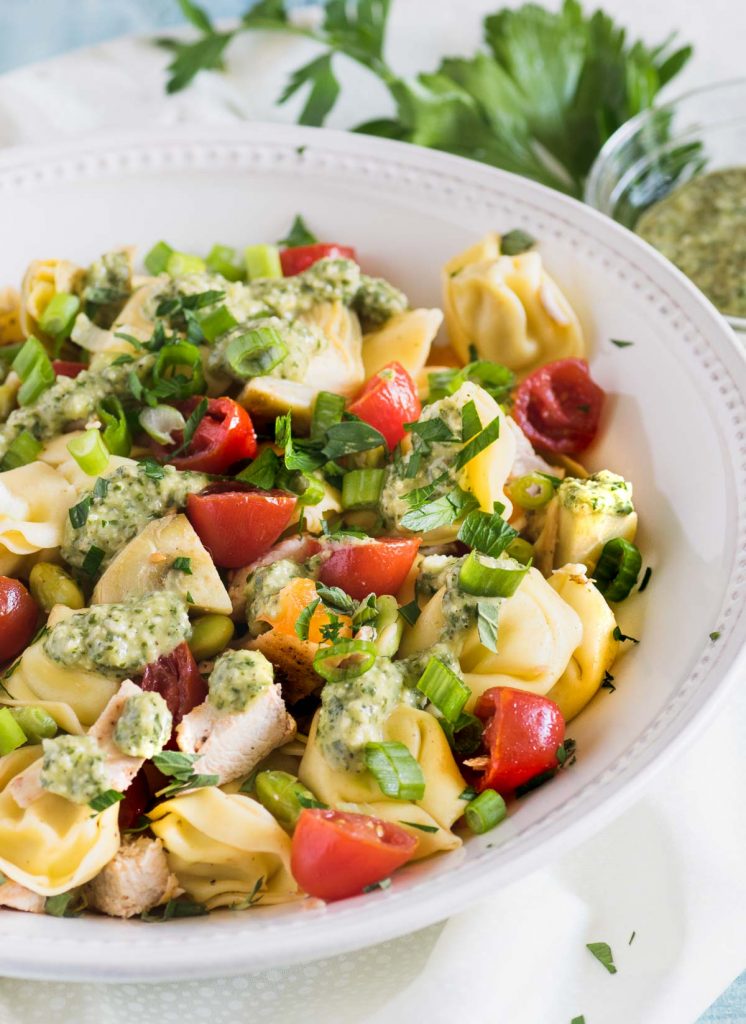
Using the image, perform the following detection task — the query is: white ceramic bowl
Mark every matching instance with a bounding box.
[0,125,744,982]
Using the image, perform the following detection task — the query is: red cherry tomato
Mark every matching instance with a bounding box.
[52,360,86,378]
[291,809,417,901]
[348,362,421,451]
[318,537,420,601]
[475,687,565,796]
[0,577,38,662]
[512,358,605,454]
[187,484,297,569]
[150,396,257,474]
[140,642,207,736]
[280,243,357,277]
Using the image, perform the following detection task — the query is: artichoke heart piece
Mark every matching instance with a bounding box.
[237,377,316,430]
[92,513,231,615]
[362,308,443,380]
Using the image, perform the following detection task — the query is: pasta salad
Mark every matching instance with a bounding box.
[0,222,641,917]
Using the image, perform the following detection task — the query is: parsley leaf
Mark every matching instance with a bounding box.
[316,583,356,617]
[477,601,499,653]
[399,600,421,626]
[400,487,479,533]
[458,507,517,557]
[278,214,318,248]
[89,790,124,814]
[141,897,208,922]
[709,630,721,642]
[322,420,387,459]
[169,397,208,459]
[45,891,87,918]
[398,821,438,833]
[455,415,501,469]
[152,750,219,797]
[611,338,635,348]
[237,447,280,490]
[613,626,639,644]
[586,941,617,974]
[295,598,320,642]
[172,556,192,574]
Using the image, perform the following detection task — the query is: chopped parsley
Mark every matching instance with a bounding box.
[500,229,537,255]
[629,930,636,945]
[638,566,653,592]
[362,877,392,894]
[613,626,639,644]
[45,891,87,918]
[81,545,105,577]
[141,897,208,922]
[89,789,124,814]
[586,941,617,974]
[610,338,634,348]
[399,601,421,626]
[68,496,92,529]
[152,750,219,797]
[172,556,193,574]
[398,821,438,833]
[709,630,721,642]
[277,213,317,248]
[601,671,616,693]
[477,601,499,653]
[295,598,320,642]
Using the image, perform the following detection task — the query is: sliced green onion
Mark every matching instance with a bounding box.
[508,472,555,510]
[459,551,530,598]
[38,293,80,341]
[152,343,205,399]
[1,430,42,470]
[506,537,534,564]
[197,304,237,343]
[594,538,642,602]
[416,656,470,724]
[144,241,174,275]
[139,404,186,446]
[8,706,57,743]
[311,391,346,441]
[457,508,517,557]
[439,712,483,755]
[365,741,425,801]
[465,789,507,834]
[67,429,110,476]
[255,770,323,830]
[296,473,326,507]
[225,326,287,379]
[12,336,55,406]
[342,468,385,510]
[0,708,26,756]
[98,396,132,457]
[244,244,283,281]
[166,251,206,277]
[206,244,244,282]
[313,639,377,682]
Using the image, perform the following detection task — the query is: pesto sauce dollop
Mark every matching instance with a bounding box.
[61,462,210,572]
[636,167,746,318]
[43,591,190,679]
[208,649,274,712]
[41,734,109,804]
[113,691,173,758]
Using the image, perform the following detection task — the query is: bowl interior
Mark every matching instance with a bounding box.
[0,127,744,980]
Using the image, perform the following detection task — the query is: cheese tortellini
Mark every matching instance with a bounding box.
[19,258,83,339]
[442,233,584,375]
[0,461,77,576]
[400,567,583,709]
[5,605,120,726]
[362,308,443,379]
[148,787,299,910]
[545,564,619,721]
[0,746,120,895]
[300,705,467,858]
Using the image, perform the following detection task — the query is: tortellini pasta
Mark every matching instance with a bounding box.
[0,746,119,895]
[442,233,584,375]
[148,787,299,910]
[299,705,467,858]
[0,461,77,576]
[362,308,443,379]
[39,436,135,494]
[545,564,619,721]
[5,605,120,726]
[19,258,83,339]
[400,568,582,709]
[0,287,24,344]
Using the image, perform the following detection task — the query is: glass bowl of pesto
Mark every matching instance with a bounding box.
[586,77,746,333]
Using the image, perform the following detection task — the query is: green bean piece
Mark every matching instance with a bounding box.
[28,562,85,613]
[255,770,322,830]
[8,706,58,743]
[189,614,235,662]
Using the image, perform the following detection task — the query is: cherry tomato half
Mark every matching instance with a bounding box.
[155,396,257,474]
[348,362,421,451]
[512,358,604,454]
[52,360,86,379]
[291,808,417,901]
[187,484,297,569]
[475,687,565,796]
[280,243,357,277]
[318,537,420,601]
[0,577,38,663]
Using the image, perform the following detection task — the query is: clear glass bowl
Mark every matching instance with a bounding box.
[585,78,746,333]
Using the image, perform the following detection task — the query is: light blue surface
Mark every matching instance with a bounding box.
[0,1,742,1019]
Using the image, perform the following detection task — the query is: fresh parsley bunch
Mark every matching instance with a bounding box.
[161,0,692,197]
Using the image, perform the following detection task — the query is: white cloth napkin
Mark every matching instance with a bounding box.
[0,5,744,1020]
